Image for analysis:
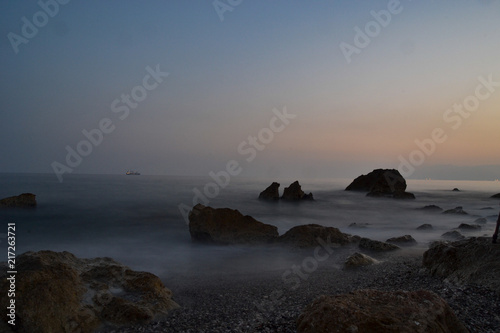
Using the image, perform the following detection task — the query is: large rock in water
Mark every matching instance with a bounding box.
[281,181,314,201]
[423,237,500,294]
[188,204,278,244]
[0,193,36,208]
[0,251,179,333]
[297,289,468,333]
[277,224,358,248]
[258,182,280,200]
[345,169,415,199]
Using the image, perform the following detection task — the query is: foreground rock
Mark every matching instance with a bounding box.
[0,193,36,208]
[0,251,178,333]
[281,181,314,201]
[345,169,415,199]
[278,224,358,248]
[258,182,280,200]
[344,252,379,269]
[386,235,417,246]
[423,237,500,294]
[358,237,400,252]
[297,289,468,333]
[188,204,278,244]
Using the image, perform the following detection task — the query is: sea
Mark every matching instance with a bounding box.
[1,173,499,280]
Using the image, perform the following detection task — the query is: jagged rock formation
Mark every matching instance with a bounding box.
[281,181,314,201]
[423,237,500,294]
[345,169,415,199]
[258,182,280,200]
[188,204,279,244]
[0,193,36,208]
[297,289,468,333]
[0,251,179,333]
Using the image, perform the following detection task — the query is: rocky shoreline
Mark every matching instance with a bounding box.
[96,247,500,333]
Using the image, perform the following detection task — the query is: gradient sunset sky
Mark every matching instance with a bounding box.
[1,1,499,180]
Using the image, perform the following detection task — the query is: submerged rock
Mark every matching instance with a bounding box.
[423,237,500,294]
[416,223,433,231]
[345,169,415,199]
[348,222,371,229]
[281,181,314,201]
[458,223,481,231]
[386,235,417,246]
[358,237,400,252]
[344,252,379,269]
[441,230,465,241]
[452,188,460,192]
[491,193,500,198]
[417,205,443,212]
[0,193,36,208]
[474,217,487,224]
[188,204,278,244]
[258,182,280,200]
[297,289,468,333]
[0,251,179,333]
[278,224,358,248]
[443,206,468,215]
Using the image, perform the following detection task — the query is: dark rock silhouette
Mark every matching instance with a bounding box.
[0,251,179,332]
[281,181,314,201]
[386,235,417,246]
[297,289,468,333]
[188,204,279,244]
[423,237,500,294]
[458,223,481,231]
[348,222,371,229]
[277,224,358,248]
[258,182,280,200]
[345,169,415,199]
[491,193,500,198]
[443,206,468,215]
[452,188,460,191]
[0,193,36,208]
[358,237,400,252]
[417,205,443,212]
[417,223,433,231]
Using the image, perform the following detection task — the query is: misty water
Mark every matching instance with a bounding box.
[1,173,499,280]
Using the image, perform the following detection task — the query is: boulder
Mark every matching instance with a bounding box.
[386,235,417,246]
[416,223,433,231]
[443,206,468,215]
[358,237,400,252]
[278,224,358,248]
[344,252,379,269]
[258,182,280,200]
[0,251,179,333]
[441,230,465,241]
[457,223,481,231]
[0,193,36,208]
[281,181,313,201]
[345,169,415,199]
[417,205,443,212]
[491,193,500,198]
[297,289,468,333]
[452,188,460,192]
[423,237,500,294]
[474,217,487,224]
[188,204,278,244]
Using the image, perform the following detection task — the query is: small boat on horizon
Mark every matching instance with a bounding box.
[125,170,141,175]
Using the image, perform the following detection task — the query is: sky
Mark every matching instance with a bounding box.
[1,0,500,181]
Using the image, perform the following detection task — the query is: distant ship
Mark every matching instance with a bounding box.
[125,170,141,175]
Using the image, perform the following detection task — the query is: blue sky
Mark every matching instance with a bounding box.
[1,1,500,180]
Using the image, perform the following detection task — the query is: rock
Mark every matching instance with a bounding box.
[491,193,500,198]
[474,217,487,224]
[417,205,443,212]
[278,224,358,248]
[386,235,417,246]
[458,223,481,231]
[344,252,379,269]
[416,223,433,231]
[0,193,36,208]
[443,206,468,215]
[0,251,179,333]
[358,237,400,252]
[281,181,313,201]
[452,188,460,191]
[441,230,465,241]
[348,222,371,229]
[423,237,500,294]
[258,182,280,200]
[345,169,415,199]
[297,289,468,333]
[188,204,278,244]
